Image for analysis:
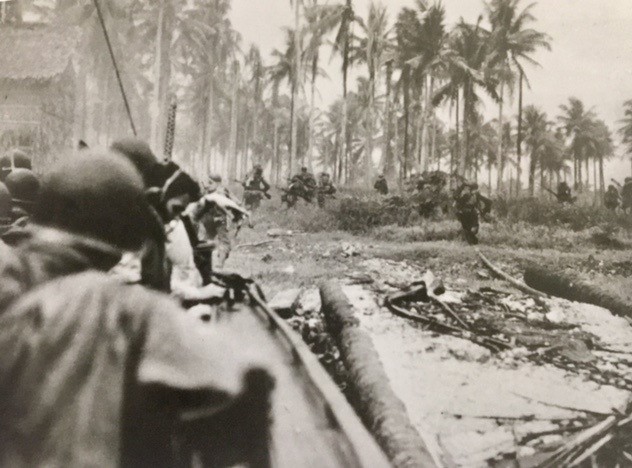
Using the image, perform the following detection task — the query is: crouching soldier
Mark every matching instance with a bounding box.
[454,182,492,245]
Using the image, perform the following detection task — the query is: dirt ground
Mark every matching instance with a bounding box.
[224,210,632,467]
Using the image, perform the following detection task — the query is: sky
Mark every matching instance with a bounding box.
[230,0,632,176]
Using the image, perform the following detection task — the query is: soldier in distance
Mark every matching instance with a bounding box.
[454,182,492,245]
[604,184,621,211]
[374,174,389,195]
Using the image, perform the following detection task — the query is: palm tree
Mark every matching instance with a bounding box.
[354,2,391,185]
[619,100,632,175]
[522,105,548,195]
[558,97,596,190]
[289,0,303,175]
[309,0,357,182]
[434,19,499,178]
[486,0,551,193]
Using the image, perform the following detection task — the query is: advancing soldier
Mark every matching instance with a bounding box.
[622,177,632,214]
[374,174,389,195]
[243,164,271,210]
[604,184,621,211]
[556,181,575,204]
[454,182,492,245]
[316,172,336,208]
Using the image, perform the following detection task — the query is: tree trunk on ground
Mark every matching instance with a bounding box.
[496,81,504,194]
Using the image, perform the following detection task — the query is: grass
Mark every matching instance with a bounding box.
[253,188,632,252]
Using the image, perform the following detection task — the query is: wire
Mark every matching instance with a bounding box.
[92,0,137,136]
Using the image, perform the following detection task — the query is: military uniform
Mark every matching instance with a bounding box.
[374,176,388,195]
[605,185,621,211]
[454,183,491,245]
[317,173,336,208]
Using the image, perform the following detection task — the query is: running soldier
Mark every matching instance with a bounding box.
[374,174,389,195]
[556,181,575,204]
[454,182,492,245]
[243,164,271,210]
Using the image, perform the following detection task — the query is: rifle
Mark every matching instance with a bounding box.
[544,187,576,203]
[234,179,272,199]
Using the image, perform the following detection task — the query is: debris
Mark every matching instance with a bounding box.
[282,265,295,275]
[235,239,280,249]
[295,288,321,316]
[440,427,515,466]
[268,288,302,318]
[345,273,374,285]
[477,250,548,300]
[340,242,361,258]
[267,228,294,238]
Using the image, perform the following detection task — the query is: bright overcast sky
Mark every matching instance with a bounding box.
[231,0,632,171]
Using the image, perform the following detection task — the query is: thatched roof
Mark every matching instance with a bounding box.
[0,25,78,83]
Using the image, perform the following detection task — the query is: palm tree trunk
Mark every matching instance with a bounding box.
[496,80,504,193]
[403,66,410,180]
[599,154,605,201]
[455,91,460,181]
[516,70,523,196]
[290,0,301,173]
[228,62,239,179]
[528,148,536,196]
[366,67,375,186]
[307,56,317,171]
[383,60,393,178]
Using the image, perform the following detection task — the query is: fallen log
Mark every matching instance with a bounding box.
[477,250,549,300]
[523,265,632,319]
[320,281,440,468]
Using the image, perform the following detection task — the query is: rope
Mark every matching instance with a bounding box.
[92,0,137,136]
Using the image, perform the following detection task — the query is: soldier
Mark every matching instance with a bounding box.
[0,183,12,237]
[556,181,575,204]
[622,177,632,214]
[604,184,621,211]
[454,182,492,245]
[293,166,317,197]
[0,153,161,312]
[4,168,40,223]
[374,174,389,195]
[0,149,32,182]
[243,164,271,210]
[316,172,336,208]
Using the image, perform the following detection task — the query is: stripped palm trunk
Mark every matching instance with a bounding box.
[496,81,504,193]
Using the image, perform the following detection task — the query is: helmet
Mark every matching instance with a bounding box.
[470,182,479,190]
[110,138,161,187]
[301,166,308,173]
[33,152,159,251]
[1,149,32,181]
[5,168,40,207]
[0,182,11,221]
[253,164,263,173]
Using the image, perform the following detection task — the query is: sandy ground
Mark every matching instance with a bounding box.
[224,212,632,467]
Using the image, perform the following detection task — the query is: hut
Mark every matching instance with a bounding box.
[0,24,78,167]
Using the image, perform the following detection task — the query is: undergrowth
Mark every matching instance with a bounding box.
[257,188,632,251]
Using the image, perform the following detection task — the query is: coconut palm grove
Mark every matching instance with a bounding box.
[3,0,632,466]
